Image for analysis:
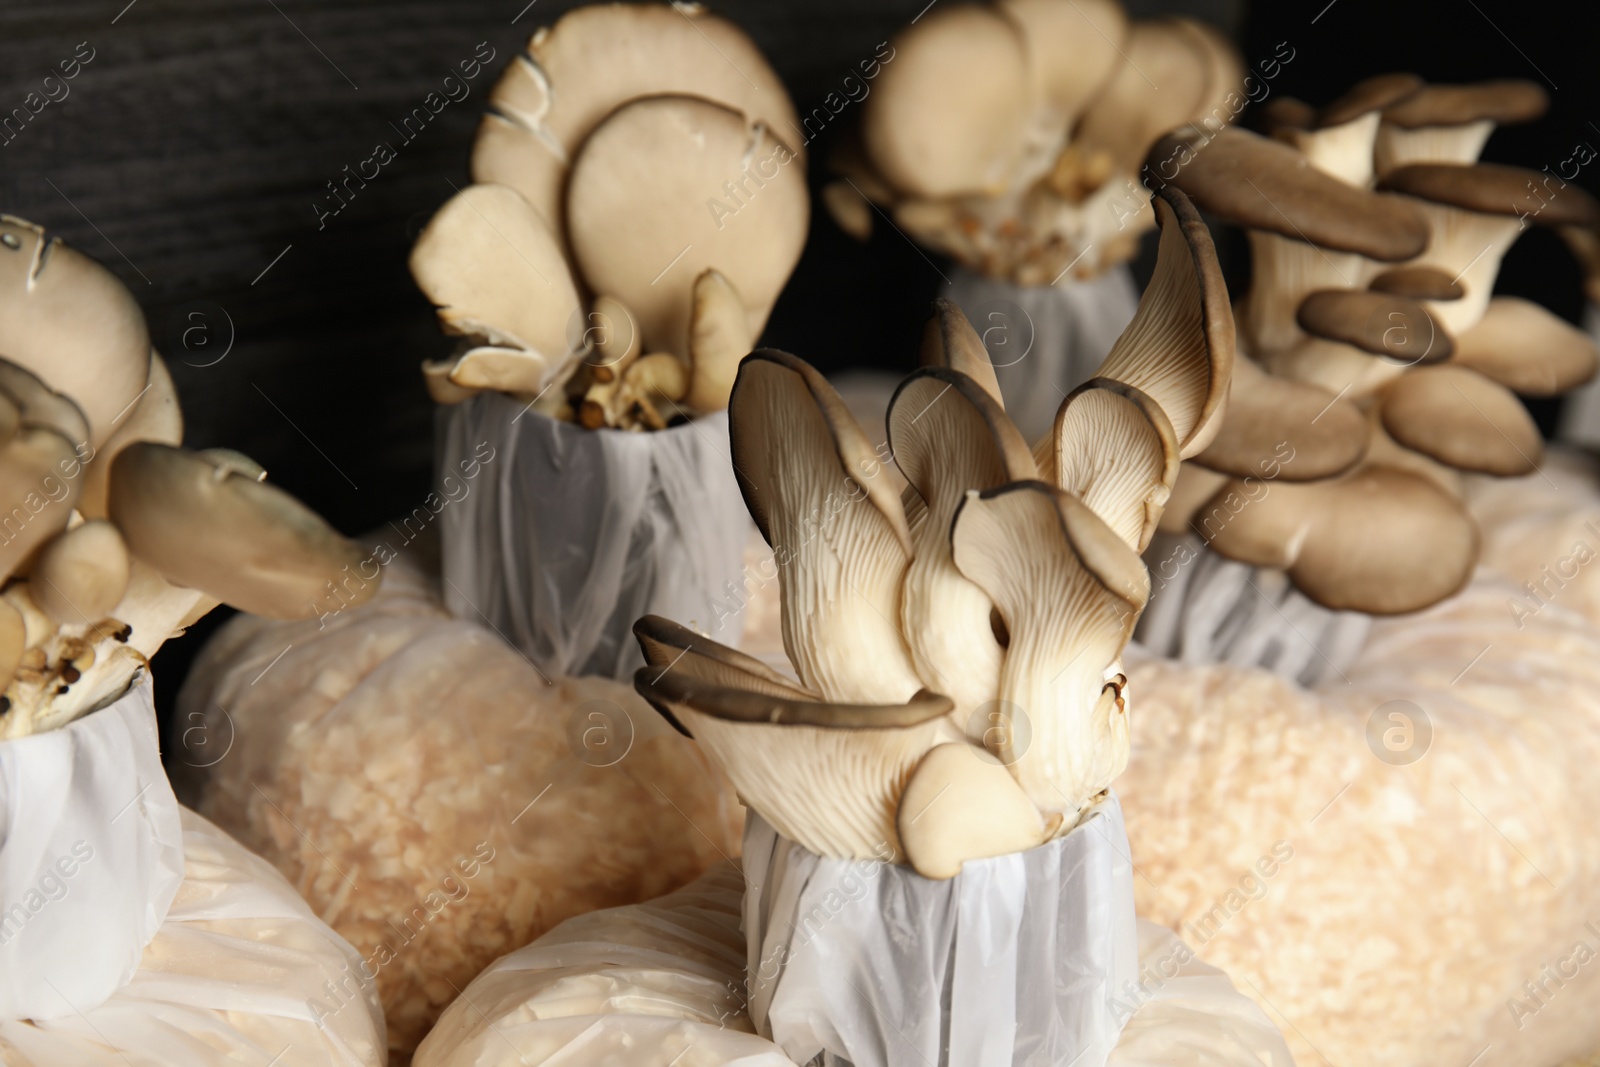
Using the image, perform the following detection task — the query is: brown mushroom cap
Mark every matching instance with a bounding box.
[1451,296,1598,396]
[1147,126,1430,261]
[1379,364,1543,476]
[0,216,151,449]
[1368,266,1464,301]
[1296,289,1453,363]
[107,442,376,619]
[1382,80,1549,129]
[1379,163,1600,227]
[863,4,1032,199]
[1201,465,1478,614]
[1258,97,1315,136]
[566,95,807,361]
[476,2,801,231]
[633,613,814,703]
[1316,73,1424,128]
[1191,353,1367,482]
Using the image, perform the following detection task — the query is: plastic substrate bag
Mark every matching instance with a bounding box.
[175,552,743,1061]
[1116,449,1600,1066]
[412,861,1291,1066]
[0,806,385,1066]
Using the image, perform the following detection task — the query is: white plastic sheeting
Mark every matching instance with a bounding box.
[437,394,750,680]
[0,679,183,1021]
[0,807,385,1066]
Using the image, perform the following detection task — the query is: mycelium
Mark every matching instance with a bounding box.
[633,185,1233,876]
[0,214,375,737]
[409,3,807,431]
[1148,77,1600,626]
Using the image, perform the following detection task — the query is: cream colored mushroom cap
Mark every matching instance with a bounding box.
[478,1,802,231]
[108,442,375,620]
[566,94,807,360]
[0,216,151,449]
[862,4,1033,199]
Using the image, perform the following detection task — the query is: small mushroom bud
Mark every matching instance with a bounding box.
[30,520,131,625]
[685,269,752,413]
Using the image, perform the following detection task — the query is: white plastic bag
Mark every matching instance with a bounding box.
[414,859,1291,1067]
[0,678,183,1021]
[743,798,1139,1067]
[437,394,750,679]
[943,266,1140,441]
[0,806,385,1066]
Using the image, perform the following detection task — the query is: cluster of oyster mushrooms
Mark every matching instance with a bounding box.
[409,2,808,431]
[0,215,376,737]
[1153,76,1600,614]
[631,188,1232,876]
[823,0,1242,284]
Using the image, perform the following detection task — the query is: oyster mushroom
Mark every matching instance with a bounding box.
[898,742,1052,880]
[1375,79,1549,177]
[108,442,375,620]
[29,519,130,626]
[951,480,1148,819]
[1450,296,1599,395]
[1378,364,1542,477]
[728,351,923,704]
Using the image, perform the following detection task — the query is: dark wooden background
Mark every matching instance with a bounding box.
[2,0,1596,721]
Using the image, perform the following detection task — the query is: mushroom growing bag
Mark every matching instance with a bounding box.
[0,806,386,1066]
[1115,448,1600,1067]
[742,798,1138,1067]
[437,386,750,681]
[176,550,743,1060]
[412,857,1292,1067]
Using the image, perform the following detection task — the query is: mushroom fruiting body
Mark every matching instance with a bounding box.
[411,4,807,430]
[633,186,1233,872]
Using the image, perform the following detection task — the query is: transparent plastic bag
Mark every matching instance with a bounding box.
[943,266,1140,441]
[0,678,183,1020]
[0,806,385,1066]
[414,860,1290,1067]
[743,800,1138,1067]
[176,552,744,1060]
[437,395,750,680]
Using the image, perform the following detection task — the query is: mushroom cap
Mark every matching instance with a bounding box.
[1316,73,1423,128]
[1379,163,1600,226]
[476,1,801,230]
[863,4,1032,199]
[107,442,376,619]
[1072,19,1212,180]
[1378,364,1542,476]
[30,519,131,626]
[1191,353,1367,482]
[409,183,582,383]
[1147,126,1431,261]
[1201,465,1478,614]
[1368,266,1464,301]
[1047,378,1179,551]
[0,216,151,449]
[685,269,753,414]
[566,94,807,361]
[1092,187,1234,457]
[919,298,1004,408]
[633,613,814,703]
[1382,79,1549,129]
[1296,289,1453,363]
[728,351,922,704]
[996,0,1127,125]
[634,663,953,860]
[898,742,1048,880]
[0,358,91,448]
[1258,96,1315,136]
[1451,296,1598,396]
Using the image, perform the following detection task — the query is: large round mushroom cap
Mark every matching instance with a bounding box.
[0,216,151,449]
[476,1,802,232]
[566,95,808,359]
[861,4,1033,199]
[108,442,374,620]
[1381,79,1549,129]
